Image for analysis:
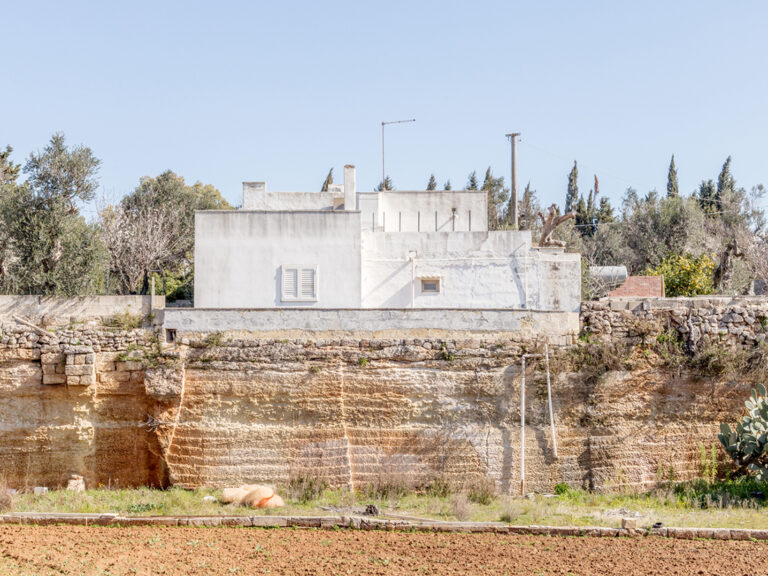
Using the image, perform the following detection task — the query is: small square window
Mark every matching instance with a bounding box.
[420,278,440,293]
[282,266,318,302]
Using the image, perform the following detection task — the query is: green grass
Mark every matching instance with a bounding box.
[6,480,768,530]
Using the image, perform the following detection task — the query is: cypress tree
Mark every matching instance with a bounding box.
[444,180,452,190]
[574,195,588,230]
[597,197,614,223]
[666,155,679,197]
[518,182,540,231]
[565,161,579,213]
[716,156,735,210]
[466,171,478,190]
[481,167,508,230]
[426,174,437,190]
[697,179,717,215]
[320,168,333,192]
[376,176,394,191]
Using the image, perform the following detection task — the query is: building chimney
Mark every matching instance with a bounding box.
[344,165,356,210]
[242,181,266,210]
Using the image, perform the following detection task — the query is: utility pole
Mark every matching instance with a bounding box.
[381,119,416,189]
[505,132,520,229]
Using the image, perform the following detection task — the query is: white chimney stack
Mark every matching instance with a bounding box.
[344,165,356,210]
[242,181,266,210]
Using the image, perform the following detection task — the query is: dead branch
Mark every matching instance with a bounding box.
[538,204,576,247]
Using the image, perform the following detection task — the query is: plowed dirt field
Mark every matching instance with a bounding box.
[0,525,766,575]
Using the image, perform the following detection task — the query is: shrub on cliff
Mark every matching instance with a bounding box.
[646,253,715,297]
[719,384,768,481]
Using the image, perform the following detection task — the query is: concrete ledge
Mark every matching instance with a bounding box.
[2,514,767,540]
[163,308,579,341]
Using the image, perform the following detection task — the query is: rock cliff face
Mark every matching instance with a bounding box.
[0,325,164,489]
[153,336,753,493]
[0,296,765,494]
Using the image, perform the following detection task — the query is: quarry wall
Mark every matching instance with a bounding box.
[0,296,765,494]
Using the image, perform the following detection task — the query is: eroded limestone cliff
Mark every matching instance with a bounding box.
[0,297,765,494]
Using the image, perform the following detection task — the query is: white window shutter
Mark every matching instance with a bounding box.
[300,268,316,299]
[282,268,298,300]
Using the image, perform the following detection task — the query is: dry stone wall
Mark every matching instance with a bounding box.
[582,297,768,351]
[0,297,765,494]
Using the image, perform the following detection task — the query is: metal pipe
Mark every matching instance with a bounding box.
[545,344,558,459]
[520,355,526,496]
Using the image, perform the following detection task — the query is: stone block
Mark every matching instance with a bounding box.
[74,355,85,365]
[180,517,222,527]
[71,373,94,386]
[251,516,288,527]
[96,361,116,372]
[41,363,59,375]
[288,517,321,528]
[116,516,179,526]
[41,353,64,365]
[101,371,131,383]
[116,361,144,372]
[219,516,253,527]
[66,475,85,492]
[144,365,184,399]
[64,365,92,376]
[620,518,637,530]
[42,374,67,385]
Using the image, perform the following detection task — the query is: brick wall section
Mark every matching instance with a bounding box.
[607,275,665,298]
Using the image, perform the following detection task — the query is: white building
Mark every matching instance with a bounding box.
[194,166,581,311]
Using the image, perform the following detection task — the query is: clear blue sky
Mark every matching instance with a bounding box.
[1,0,766,213]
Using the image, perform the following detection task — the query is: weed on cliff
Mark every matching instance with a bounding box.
[103,311,144,330]
[552,340,633,378]
[687,342,768,380]
[440,342,455,362]
[203,332,224,347]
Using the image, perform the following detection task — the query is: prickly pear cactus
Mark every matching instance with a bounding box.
[719,383,768,481]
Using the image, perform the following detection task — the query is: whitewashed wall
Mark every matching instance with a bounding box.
[357,190,488,232]
[243,187,336,210]
[194,211,361,308]
[360,230,581,311]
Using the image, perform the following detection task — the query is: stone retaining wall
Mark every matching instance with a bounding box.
[581,297,768,351]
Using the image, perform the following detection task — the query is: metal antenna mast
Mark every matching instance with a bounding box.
[381,119,416,189]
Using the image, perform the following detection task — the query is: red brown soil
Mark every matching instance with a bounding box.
[0,525,766,575]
